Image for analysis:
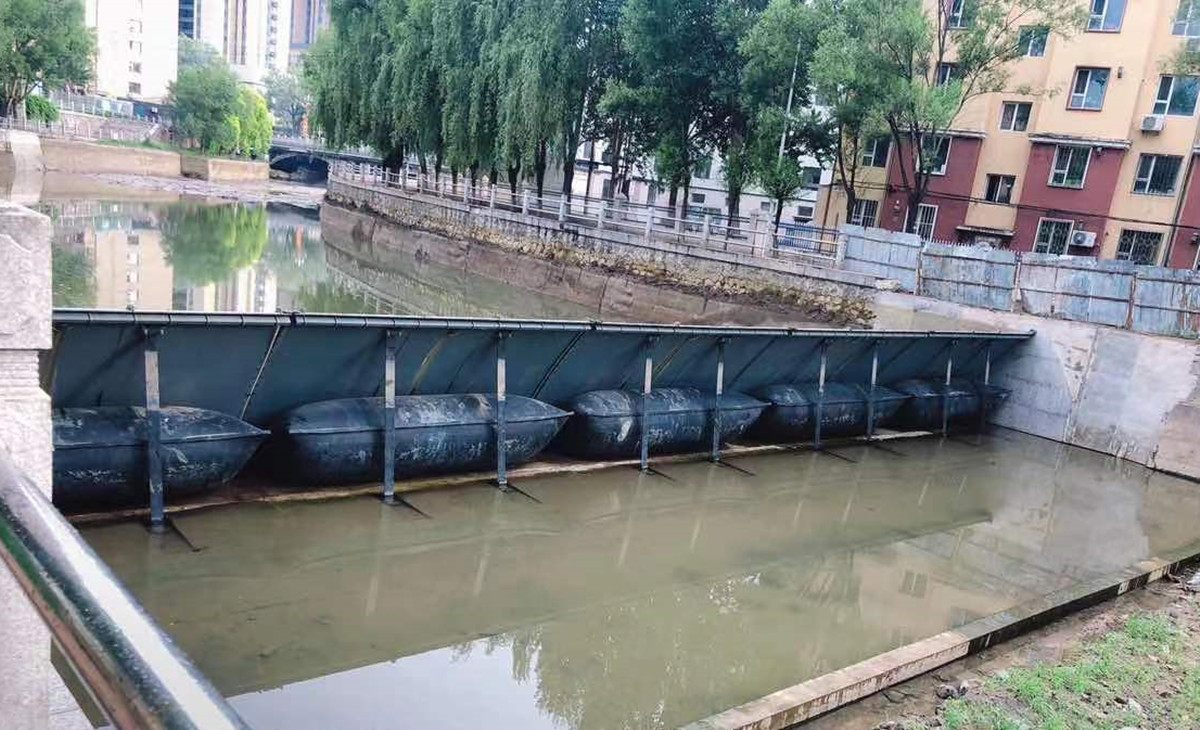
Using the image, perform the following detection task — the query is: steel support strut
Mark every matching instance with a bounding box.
[866,340,880,439]
[978,342,992,435]
[495,332,509,490]
[639,336,656,472]
[813,340,828,451]
[710,338,725,463]
[382,331,399,504]
[143,328,165,533]
[942,340,956,436]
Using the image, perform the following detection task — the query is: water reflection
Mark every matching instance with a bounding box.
[79,433,1200,730]
[41,198,595,319]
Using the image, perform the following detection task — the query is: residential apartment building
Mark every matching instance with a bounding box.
[85,0,178,102]
[573,141,827,227]
[816,0,1200,269]
[289,0,330,69]
[180,0,290,85]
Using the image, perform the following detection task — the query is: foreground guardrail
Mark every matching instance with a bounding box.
[0,451,251,730]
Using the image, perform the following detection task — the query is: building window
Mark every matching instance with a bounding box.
[1068,68,1110,110]
[760,200,773,212]
[1174,0,1200,36]
[935,62,958,86]
[694,155,712,179]
[947,0,969,28]
[1087,0,1125,31]
[801,167,821,187]
[911,203,938,239]
[999,101,1032,131]
[984,174,1016,203]
[861,137,890,167]
[1154,76,1200,116]
[128,61,142,74]
[601,179,614,199]
[128,19,143,34]
[1133,154,1183,195]
[1116,229,1163,265]
[127,82,142,95]
[1049,145,1090,188]
[923,136,951,175]
[1017,26,1048,56]
[129,40,143,55]
[850,199,879,227]
[1035,219,1074,254]
[691,192,706,204]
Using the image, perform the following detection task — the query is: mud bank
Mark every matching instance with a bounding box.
[321,196,874,328]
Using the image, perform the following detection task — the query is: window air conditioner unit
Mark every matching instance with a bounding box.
[1141,114,1165,133]
[1071,230,1097,248]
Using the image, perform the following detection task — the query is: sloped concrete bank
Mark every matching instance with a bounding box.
[321,195,875,328]
[874,291,1200,481]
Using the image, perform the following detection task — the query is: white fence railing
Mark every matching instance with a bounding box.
[0,114,155,143]
[330,160,843,269]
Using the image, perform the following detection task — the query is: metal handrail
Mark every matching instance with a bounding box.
[0,452,251,730]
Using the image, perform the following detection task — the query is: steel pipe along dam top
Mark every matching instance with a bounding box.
[46,310,1033,519]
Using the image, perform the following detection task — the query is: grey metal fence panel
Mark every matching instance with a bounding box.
[918,244,1017,311]
[1130,267,1200,338]
[1017,255,1135,328]
[839,225,922,292]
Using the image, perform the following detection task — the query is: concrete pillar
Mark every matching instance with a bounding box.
[0,202,53,730]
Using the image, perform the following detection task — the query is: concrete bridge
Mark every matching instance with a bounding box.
[268,137,379,182]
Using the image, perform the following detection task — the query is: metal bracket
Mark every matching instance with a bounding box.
[866,339,881,439]
[382,330,400,505]
[978,341,993,435]
[942,339,957,436]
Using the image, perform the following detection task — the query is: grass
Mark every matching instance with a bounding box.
[95,138,177,152]
[923,614,1200,730]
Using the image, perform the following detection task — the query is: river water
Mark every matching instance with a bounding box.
[33,193,1200,729]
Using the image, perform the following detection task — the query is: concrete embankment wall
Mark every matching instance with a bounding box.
[325,179,877,326]
[180,155,268,182]
[875,292,1200,480]
[39,138,181,177]
[322,202,859,327]
[327,178,878,298]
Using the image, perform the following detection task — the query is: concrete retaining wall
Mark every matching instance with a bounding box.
[181,155,268,182]
[841,225,922,291]
[874,291,1200,480]
[39,138,180,177]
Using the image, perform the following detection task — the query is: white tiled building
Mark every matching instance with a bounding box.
[85,0,179,102]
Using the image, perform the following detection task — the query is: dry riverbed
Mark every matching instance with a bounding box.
[809,570,1200,730]
[41,172,325,208]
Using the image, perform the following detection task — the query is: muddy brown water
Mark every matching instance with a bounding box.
[76,433,1200,730]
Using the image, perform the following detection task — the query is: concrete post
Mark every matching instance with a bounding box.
[522,191,530,215]
[703,214,712,246]
[644,208,654,239]
[558,199,567,223]
[0,202,54,730]
[598,201,607,230]
[489,185,496,209]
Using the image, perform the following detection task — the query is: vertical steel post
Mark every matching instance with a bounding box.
[710,338,726,463]
[381,331,399,504]
[495,332,510,489]
[942,340,956,436]
[143,329,165,532]
[978,342,992,435]
[866,340,880,439]
[814,340,828,451]
[639,336,656,472]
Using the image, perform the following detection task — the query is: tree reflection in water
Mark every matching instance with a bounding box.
[449,555,869,730]
[161,203,269,285]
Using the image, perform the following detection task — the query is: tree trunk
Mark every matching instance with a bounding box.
[584,142,595,199]
[681,175,692,223]
[561,156,575,200]
[534,139,547,199]
[667,185,678,212]
[508,165,519,198]
[726,190,741,238]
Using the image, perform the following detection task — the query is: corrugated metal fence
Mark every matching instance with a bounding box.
[840,227,1200,339]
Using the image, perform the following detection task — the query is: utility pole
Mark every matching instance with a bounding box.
[777,38,801,163]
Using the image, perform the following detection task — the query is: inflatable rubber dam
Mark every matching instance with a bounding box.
[47,310,1030,518]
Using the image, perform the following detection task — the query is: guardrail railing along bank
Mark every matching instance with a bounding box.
[330,160,844,271]
[0,451,252,730]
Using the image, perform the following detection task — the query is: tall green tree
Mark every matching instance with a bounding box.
[234,87,274,158]
[0,0,93,117]
[178,35,222,70]
[812,0,1084,231]
[170,61,240,151]
[264,70,309,135]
